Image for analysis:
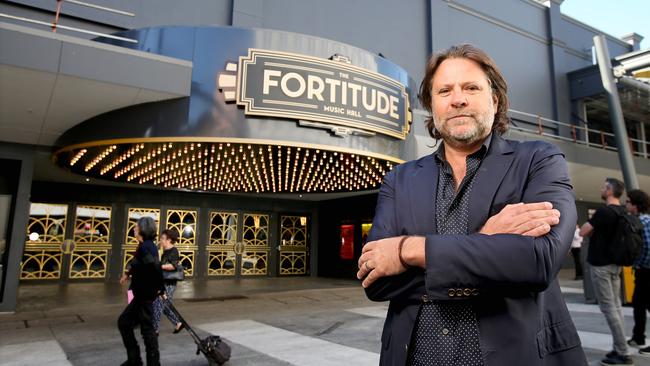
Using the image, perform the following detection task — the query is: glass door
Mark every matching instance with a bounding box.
[208,211,270,277]
[278,215,309,275]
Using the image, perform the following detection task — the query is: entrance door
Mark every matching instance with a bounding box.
[207,211,270,277]
[164,209,198,277]
[21,203,68,279]
[278,215,310,276]
[69,205,112,279]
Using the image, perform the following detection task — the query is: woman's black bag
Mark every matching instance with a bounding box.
[162,265,185,281]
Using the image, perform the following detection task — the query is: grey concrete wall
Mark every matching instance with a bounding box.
[2,0,636,124]
[0,143,34,313]
[560,15,632,60]
[231,0,430,102]
[3,0,232,30]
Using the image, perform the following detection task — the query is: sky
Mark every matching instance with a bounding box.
[561,0,649,49]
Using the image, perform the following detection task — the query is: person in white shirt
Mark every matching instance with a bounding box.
[571,224,583,280]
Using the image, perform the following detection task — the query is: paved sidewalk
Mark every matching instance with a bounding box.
[1,271,649,365]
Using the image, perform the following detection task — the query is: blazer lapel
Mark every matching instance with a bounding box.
[409,154,438,235]
[467,135,515,233]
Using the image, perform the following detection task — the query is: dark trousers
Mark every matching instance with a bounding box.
[571,248,583,278]
[118,298,160,366]
[632,267,650,343]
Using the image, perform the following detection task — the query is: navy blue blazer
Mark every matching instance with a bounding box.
[366,135,587,366]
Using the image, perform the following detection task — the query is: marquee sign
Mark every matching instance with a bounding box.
[218,49,411,139]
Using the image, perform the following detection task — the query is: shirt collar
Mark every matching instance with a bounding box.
[434,133,493,164]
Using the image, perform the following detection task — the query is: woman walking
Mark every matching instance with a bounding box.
[153,228,184,334]
[118,217,164,366]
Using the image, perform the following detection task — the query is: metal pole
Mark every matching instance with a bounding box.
[593,35,639,190]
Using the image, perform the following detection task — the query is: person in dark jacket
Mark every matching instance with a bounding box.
[152,228,184,334]
[356,44,586,366]
[118,217,164,366]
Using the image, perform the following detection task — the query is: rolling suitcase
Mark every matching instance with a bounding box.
[166,300,231,365]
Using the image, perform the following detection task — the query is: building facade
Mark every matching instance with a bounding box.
[0,0,648,312]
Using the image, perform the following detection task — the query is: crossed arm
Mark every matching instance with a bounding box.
[357,202,561,287]
[357,151,576,301]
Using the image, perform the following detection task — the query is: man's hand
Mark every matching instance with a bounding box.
[357,236,409,288]
[357,202,559,288]
[119,274,129,285]
[480,202,560,237]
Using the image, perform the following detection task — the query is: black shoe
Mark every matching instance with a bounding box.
[173,322,185,334]
[628,338,646,348]
[600,353,634,365]
[120,361,143,366]
[640,346,650,356]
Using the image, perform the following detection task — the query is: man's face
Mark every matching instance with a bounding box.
[430,58,498,147]
[159,234,169,247]
[625,200,638,215]
[600,182,610,200]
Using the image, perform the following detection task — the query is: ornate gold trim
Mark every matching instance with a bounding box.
[69,249,109,279]
[74,205,112,245]
[20,249,62,280]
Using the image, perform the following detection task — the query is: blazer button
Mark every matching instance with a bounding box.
[463,288,471,296]
[455,288,464,297]
[471,288,479,296]
[421,294,430,303]
[447,288,455,297]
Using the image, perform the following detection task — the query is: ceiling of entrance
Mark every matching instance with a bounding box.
[0,22,192,145]
[0,64,187,145]
[52,139,399,194]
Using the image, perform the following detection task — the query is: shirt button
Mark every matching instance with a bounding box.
[405,344,408,351]
[442,328,449,335]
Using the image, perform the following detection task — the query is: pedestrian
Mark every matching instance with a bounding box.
[152,228,184,334]
[572,224,584,280]
[118,217,164,366]
[625,189,650,355]
[580,177,634,365]
[357,44,586,366]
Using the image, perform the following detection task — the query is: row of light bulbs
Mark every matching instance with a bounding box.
[83,145,116,172]
[62,142,395,193]
[69,149,87,166]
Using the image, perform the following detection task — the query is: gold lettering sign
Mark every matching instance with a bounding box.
[219,49,412,140]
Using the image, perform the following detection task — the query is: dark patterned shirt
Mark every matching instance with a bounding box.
[634,214,650,269]
[407,136,490,366]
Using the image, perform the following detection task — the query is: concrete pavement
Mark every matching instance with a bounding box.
[1,271,649,365]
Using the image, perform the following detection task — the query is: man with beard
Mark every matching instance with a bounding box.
[357,44,587,365]
[580,178,634,365]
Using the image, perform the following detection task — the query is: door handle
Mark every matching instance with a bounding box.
[61,239,75,254]
[234,241,244,255]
